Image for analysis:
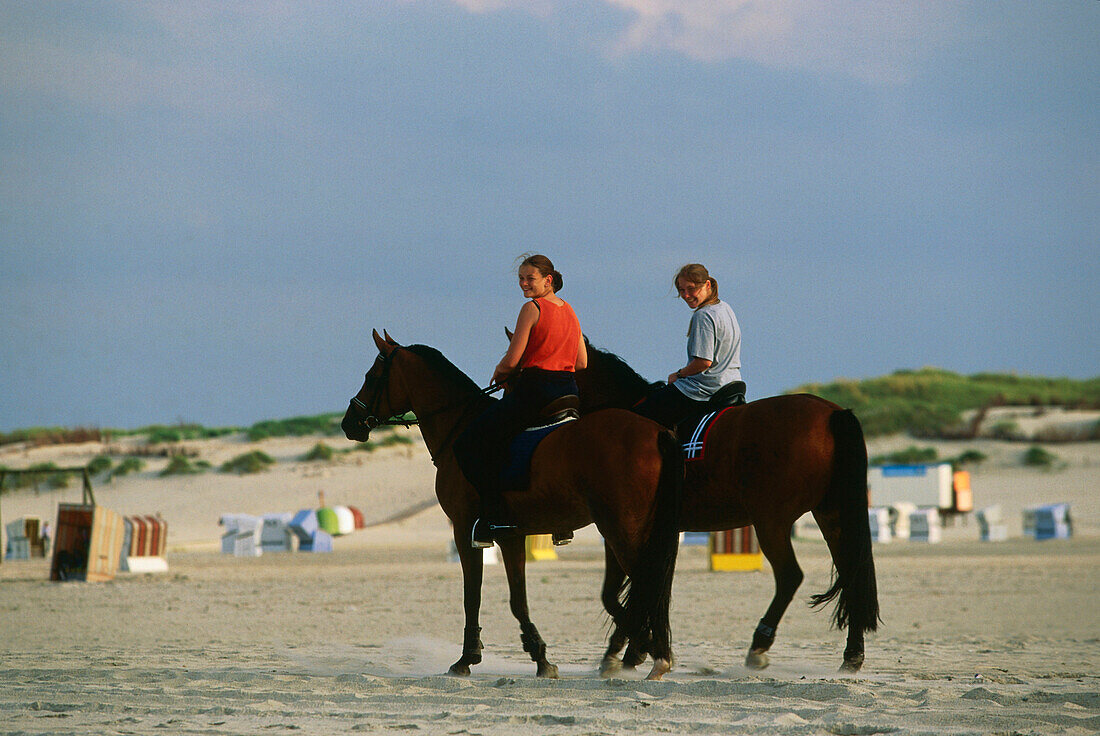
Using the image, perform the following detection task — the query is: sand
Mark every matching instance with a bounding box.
[1,428,1098,735]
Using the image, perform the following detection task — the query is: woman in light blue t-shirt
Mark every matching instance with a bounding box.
[634,263,743,429]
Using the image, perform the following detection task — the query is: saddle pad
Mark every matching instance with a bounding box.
[681,407,733,461]
[503,415,578,487]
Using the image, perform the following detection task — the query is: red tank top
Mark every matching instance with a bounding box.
[521,298,581,372]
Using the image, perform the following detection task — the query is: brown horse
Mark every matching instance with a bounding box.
[342,331,683,680]
[575,339,880,674]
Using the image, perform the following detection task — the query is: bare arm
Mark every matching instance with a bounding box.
[494,301,540,384]
[574,334,588,371]
[668,357,713,385]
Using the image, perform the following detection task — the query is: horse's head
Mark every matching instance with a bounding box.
[341,329,414,442]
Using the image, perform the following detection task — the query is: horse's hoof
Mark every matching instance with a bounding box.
[645,658,671,681]
[745,649,769,670]
[599,656,623,678]
[537,662,560,679]
[839,654,864,674]
[448,662,471,676]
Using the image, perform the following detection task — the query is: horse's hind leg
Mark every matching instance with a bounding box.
[599,544,633,677]
[745,521,803,670]
[815,510,867,673]
[499,537,559,678]
[598,537,658,679]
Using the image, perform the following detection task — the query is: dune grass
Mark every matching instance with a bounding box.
[791,368,1100,438]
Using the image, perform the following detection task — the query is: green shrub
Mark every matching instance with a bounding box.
[146,426,187,443]
[87,455,114,476]
[0,427,103,447]
[869,445,939,466]
[7,463,75,490]
[989,420,1023,440]
[376,432,414,447]
[47,471,73,489]
[220,451,276,474]
[246,414,342,441]
[1022,446,1058,469]
[950,449,988,468]
[302,443,335,462]
[160,455,209,476]
[109,457,145,479]
[139,424,236,443]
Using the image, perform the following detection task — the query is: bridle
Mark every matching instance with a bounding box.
[347,347,504,432]
[348,352,413,430]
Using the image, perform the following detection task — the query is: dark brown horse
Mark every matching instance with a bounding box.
[342,331,683,680]
[576,339,880,674]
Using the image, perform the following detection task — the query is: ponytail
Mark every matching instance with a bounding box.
[520,254,564,292]
[675,263,719,306]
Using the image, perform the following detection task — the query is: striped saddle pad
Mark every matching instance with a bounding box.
[680,407,735,461]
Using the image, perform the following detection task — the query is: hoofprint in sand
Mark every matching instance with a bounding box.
[1,430,1098,735]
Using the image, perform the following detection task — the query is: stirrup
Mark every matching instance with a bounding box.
[552,531,573,546]
[471,519,517,549]
[471,519,494,549]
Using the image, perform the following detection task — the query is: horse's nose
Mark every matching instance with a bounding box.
[341,411,369,442]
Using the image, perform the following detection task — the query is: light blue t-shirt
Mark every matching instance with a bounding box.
[674,300,742,401]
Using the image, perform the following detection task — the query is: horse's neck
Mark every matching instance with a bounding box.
[403,359,487,457]
[591,354,653,408]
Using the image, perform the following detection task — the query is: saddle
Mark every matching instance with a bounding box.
[708,380,747,409]
[530,394,580,428]
[502,395,580,486]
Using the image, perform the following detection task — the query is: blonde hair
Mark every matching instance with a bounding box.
[674,263,719,307]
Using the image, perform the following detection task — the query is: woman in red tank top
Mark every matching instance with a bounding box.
[454,254,587,548]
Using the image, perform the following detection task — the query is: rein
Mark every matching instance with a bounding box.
[348,349,504,431]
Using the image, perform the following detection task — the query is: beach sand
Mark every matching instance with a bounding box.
[1,429,1098,735]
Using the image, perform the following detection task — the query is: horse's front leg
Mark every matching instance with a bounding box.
[499,536,559,678]
[449,527,485,676]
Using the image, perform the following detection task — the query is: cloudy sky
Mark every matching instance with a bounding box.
[2,1,1097,431]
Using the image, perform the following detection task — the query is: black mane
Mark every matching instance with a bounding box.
[579,337,661,411]
[404,344,486,396]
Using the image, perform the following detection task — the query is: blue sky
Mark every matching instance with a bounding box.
[1,1,1097,431]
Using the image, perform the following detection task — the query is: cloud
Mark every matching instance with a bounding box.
[447,0,963,84]
[0,3,279,117]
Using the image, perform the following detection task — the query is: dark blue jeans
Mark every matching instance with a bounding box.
[454,369,578,519]
[633,383,710,430]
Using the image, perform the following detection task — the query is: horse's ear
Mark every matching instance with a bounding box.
[504,327,514,341]
[383,329,398,345]
[373,329,395,355]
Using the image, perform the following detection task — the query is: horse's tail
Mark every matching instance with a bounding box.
[621,428,683,662]
[809,409,881,635]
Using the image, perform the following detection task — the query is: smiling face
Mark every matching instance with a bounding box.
[676,276,713,309]
[518,264,555,299]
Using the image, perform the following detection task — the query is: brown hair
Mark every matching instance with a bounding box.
[520,253,564,292]
[674,263,719,306]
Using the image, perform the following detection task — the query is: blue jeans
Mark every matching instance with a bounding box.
[633,383,710,430]
[454,369,578,518]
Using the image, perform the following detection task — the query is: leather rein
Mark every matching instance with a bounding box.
[347,349,504,432]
